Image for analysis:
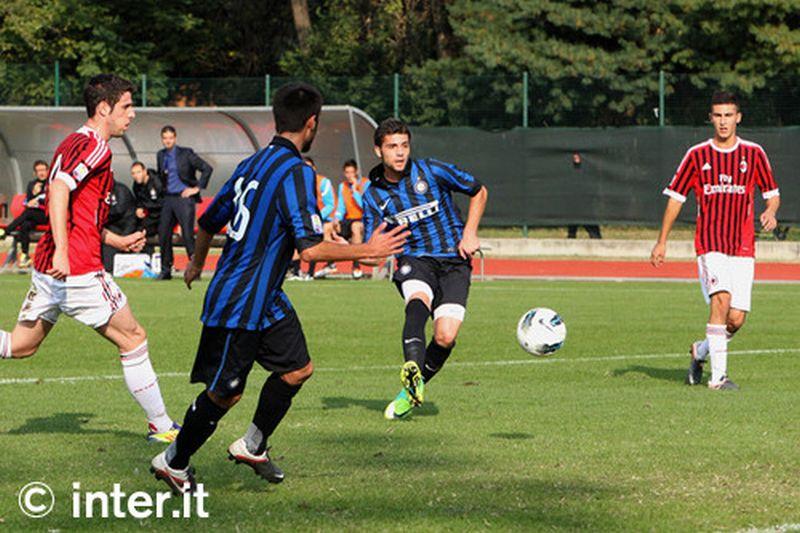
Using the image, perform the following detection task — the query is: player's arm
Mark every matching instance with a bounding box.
[760,196,780,232]
[756,148,780,232]
[652,150,696,267]
[459,185,488,259]
[651,198,683,267]
[300,223,408,263]
[184,227,213,289]
[320,179,335,221]
[46,179,71,280]
[101,228,147,253]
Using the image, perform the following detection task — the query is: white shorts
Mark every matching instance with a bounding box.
[697,252,754,312]
[18,270,128,328]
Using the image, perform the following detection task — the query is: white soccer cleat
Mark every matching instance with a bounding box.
[150,451,196,494]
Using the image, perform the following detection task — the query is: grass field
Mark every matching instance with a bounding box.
[1,276,799,531]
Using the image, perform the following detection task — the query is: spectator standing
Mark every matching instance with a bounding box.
[156,125,213,280]
[566,152,602,239]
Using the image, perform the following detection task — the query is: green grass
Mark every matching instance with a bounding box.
[1,276,799,531]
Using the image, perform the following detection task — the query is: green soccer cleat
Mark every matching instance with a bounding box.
[400,360,424,406]
[384,388,415,420]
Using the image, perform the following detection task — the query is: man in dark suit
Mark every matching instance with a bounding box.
[156,125,213,279]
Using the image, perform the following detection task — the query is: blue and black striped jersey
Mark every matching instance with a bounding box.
[197,136,323,330]
[363,158,482,258]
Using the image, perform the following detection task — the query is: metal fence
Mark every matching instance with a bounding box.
[3,63,799,129]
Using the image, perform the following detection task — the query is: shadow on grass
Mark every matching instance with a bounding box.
[6,412,140,439]
[321,396,440,416]
[611,365,686,383]
[489,432,534,440]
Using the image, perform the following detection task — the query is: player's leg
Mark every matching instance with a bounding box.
[351,220,364,278]
[177,198,196,259]
[688,253,731,386]
[1,320,53,359]
[232,316,313,483]
[154,327,255,493]
[422,260,471,384]
[2,270,61,359]
[384,259,436,418]
[97,301,177,439]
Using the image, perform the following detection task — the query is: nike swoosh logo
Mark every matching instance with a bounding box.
[404,338,422,344]
[379,199,392,210]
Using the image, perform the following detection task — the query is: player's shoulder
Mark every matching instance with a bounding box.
[684,139,713,156]
[738,138,768,155]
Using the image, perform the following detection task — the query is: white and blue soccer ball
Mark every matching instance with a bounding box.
[516,307,566,356]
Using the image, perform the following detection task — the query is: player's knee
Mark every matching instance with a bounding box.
[206,390,242,409]
[282,361,314,386]
[434,329,457,349]
[727,313,746,332]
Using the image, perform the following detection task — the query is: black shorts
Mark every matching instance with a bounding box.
[392,256,472,317]
[339,219,363,241]
[190,311,311,397]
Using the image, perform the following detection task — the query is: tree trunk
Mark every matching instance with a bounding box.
[290,0,311,47]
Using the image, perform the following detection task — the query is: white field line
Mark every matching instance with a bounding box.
[740,524,800,533]
[1,348,797,386]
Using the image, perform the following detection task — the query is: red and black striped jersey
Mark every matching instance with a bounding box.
[34,125,113,276]
[664,137,779,257]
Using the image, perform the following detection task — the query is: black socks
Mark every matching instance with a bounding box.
[169,391,229,470]
[403,299,431,366]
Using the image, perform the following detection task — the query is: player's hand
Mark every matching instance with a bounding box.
[458,232,480,260]
[366,223,409,258]
[650,242,666,267]
[181,187,200,198]
[331,231,348,245]
[118,230,147,252]
[184,260,202,290]
[47,248,70,280]
[760,210,777,232]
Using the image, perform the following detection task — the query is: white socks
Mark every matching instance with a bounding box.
[120,341,172,433]
[0,330,11,359]
[694,328,734,362]
[706,324,728,384]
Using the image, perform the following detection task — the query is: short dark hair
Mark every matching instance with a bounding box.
[161,125,176,136]
[374,118,411,146]
[343,159,358,170]
[711,90,739,111]
[83,74,135,118]
[33,160,48,170]
[131,161,146,171]
[272,82,323,133]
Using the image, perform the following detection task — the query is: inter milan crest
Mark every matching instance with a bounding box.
[739,157,747,173]
[414,179,428,194]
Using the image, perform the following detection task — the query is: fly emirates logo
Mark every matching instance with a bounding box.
[703,174,746,196]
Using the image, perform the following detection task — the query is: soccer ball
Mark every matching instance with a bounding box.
[516,308,567,356]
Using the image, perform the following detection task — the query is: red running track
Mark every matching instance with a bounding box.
[4,253,799,281]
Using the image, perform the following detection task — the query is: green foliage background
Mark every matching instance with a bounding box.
[2,0,800,127]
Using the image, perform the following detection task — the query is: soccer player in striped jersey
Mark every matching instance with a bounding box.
[361,118,488,419]
[651,91,780,390]
[0,74,180,443]
[150,83,408,493]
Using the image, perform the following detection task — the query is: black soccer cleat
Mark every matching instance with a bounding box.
[227,438,285,484]
[685,341,704,385]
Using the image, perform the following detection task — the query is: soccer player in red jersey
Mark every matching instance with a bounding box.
[651,91,780,390]
[0,74,180,442]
